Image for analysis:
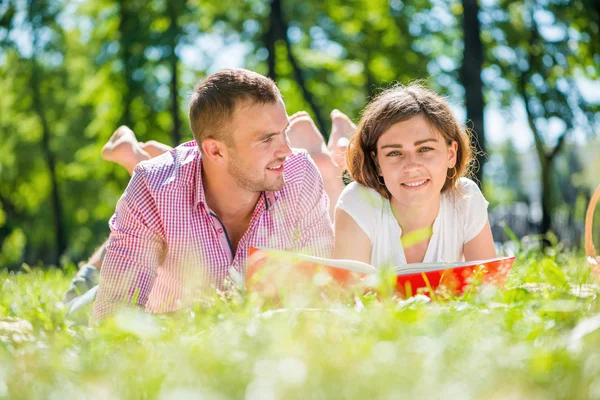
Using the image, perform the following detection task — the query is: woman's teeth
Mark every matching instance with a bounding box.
[403,179,428,187]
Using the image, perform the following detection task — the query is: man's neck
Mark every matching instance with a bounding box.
[390,195,441,234]
[201,164,260,224]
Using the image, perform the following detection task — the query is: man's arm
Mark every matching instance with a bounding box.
[291,156,334,258]
[90,166,166,323]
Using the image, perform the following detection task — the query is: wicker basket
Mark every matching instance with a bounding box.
[585,184,600,273]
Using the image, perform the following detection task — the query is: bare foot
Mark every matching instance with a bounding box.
[140,140,173,159]
[287,112,329,155]
[102,126,150,175]
[328,109,356,170]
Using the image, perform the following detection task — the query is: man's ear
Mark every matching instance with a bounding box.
[371,150,382,175]
[201,139,226,164]
[447,140,458,168]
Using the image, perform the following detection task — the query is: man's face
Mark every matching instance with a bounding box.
[225,98,293,193]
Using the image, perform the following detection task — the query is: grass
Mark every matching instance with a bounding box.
[1,247,600,400]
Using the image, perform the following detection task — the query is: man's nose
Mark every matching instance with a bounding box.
[277,133,293,158]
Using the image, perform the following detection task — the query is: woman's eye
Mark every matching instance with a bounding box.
[419,147,433,153]
[386,151,401,157]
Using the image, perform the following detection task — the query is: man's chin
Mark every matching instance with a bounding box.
[264,176,285,192]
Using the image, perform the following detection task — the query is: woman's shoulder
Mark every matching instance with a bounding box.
[443,177,489,216]
[445,177,483,201]
[456,177,481,193]
[337,181,386,211]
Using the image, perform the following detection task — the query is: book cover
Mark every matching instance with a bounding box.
[246,247,515,297]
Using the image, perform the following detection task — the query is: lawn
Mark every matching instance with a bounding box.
[1,246,600,400]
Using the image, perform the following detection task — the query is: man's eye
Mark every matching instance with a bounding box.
[264,137,274,143]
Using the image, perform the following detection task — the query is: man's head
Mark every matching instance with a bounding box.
[189,68,292,192]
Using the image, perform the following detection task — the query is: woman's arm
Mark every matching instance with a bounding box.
[463,220,497,261]
[332,208,372,264]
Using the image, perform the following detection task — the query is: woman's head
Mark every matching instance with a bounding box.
[346,83,475,207]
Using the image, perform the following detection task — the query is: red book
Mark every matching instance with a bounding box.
[247,247,515,297]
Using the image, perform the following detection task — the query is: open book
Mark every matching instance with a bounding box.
[247,247,515,296]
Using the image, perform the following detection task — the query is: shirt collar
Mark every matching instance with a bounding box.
[194,153,208,208]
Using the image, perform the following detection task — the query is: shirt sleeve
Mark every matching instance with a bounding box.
[460,178,490,243]
[335,182,381,241]
[290,155,334,258]
[91,165,166,323]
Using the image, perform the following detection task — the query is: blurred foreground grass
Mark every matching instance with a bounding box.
[2,247,600,400]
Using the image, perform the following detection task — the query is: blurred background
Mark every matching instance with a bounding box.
[0,0,599,270]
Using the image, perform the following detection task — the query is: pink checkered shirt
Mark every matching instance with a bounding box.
[91,142,333,321]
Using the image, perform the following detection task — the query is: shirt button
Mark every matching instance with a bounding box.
[218,229,223,234]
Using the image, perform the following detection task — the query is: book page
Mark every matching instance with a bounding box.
[253,247,377,275]
[394,257,514,276]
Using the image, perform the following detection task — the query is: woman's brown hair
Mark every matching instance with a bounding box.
[346,83,476,199]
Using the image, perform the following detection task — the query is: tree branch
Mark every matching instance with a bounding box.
[549,132,567,161]
[519,71,548,162]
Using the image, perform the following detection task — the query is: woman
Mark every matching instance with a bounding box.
[333,84,496,269]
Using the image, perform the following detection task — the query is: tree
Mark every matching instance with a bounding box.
[460,0,486,185]
[0,0,70,266]
[263,0,327,135]
[482,0,600,237]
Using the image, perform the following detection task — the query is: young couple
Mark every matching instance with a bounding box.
[68,68,494,322]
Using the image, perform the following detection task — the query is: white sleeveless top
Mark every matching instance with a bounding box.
[335,178,489,269]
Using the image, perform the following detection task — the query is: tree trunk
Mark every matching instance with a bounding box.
[30,62,66,265]
[281,36,328,137]
[118,1,133,127]
[539,157,553,236]
[170,55,180,146]
[364,45,377,100]
[521,69,568,240]
[167,1,181,146]
[267,0,328,137]
[460,0,486,186]
[264,0,278,80]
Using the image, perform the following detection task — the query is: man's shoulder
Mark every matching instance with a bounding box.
[134,141,199,191]
[282,149,320,186]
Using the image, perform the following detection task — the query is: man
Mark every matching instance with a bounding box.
[91,69,334,322]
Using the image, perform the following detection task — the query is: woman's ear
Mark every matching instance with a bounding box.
[447,140,458,169]
[371,150,382,175]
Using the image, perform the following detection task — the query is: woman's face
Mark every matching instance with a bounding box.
[374,114,458,209]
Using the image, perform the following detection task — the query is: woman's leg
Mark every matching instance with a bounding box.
[101,126,151,174]
[328,109,356,171]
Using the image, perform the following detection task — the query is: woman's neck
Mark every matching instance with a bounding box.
[390,195,441,234]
